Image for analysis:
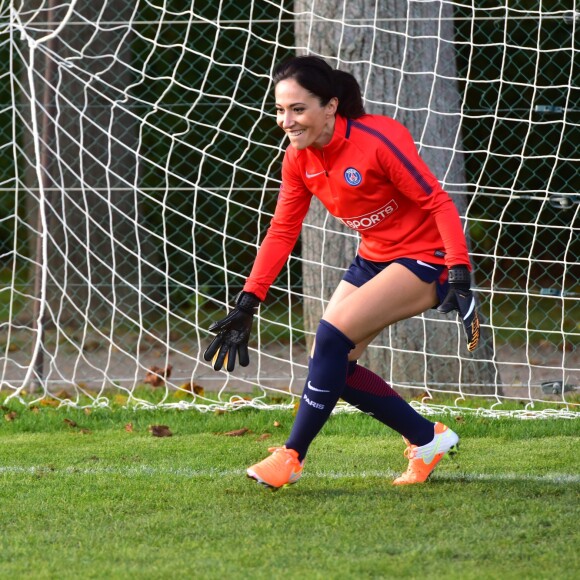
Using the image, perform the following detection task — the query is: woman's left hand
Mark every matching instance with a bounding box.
[437,266,480,352]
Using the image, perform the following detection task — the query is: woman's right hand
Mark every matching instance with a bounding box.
[203,292,260,372]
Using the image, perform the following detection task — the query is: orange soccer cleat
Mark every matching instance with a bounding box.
[392,422,459,485]
[247,446,304,489]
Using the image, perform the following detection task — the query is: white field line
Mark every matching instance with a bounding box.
[1,465,579,485]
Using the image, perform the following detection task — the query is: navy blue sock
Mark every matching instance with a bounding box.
[285,320,355,460]
[341,361,435,446]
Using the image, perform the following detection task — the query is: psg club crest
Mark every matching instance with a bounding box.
[344,167,362,186]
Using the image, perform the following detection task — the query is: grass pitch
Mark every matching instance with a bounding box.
[0,405,578,579]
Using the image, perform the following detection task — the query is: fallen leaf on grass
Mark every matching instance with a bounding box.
[63,418,91,434]
[143,365,173,387]
[39,398,59,407]
[256,433,271,441]
[223,427,251,437]
[114,394,128,406]
[410,392,431,402]
[149,424,173,437]
[4,411,17,422]
[124,423,134,433]
[191,383,205,396]
[179,381,205,396]
[232,397,252,408]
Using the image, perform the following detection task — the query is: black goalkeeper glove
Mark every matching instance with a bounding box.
[203,291,260,372]
[437,266,480,352]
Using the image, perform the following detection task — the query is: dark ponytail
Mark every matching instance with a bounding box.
[273,56,366,119]
[331,69,366,119]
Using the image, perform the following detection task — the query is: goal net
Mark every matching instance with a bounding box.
[1,0,578,416]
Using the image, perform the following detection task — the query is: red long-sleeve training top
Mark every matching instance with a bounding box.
[244,114,470,301]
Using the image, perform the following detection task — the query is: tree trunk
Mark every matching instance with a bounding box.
[295,0,499,395]
[22,0,161,328]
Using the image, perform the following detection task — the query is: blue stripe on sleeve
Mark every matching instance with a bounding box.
[350,119,433,195]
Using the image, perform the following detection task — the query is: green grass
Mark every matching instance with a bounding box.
[0,407,578,579]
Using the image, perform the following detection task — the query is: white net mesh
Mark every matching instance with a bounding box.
[1,0,578,416]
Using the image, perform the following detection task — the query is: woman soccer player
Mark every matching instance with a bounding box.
[204,55,480,489]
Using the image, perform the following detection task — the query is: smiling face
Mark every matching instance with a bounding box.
[275,78,338,150]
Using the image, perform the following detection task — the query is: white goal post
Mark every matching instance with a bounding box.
[1,0,578,417]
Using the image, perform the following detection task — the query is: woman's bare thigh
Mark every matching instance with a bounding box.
[322,262,438,346]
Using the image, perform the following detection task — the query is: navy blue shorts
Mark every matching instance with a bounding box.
[342,255,449,307]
